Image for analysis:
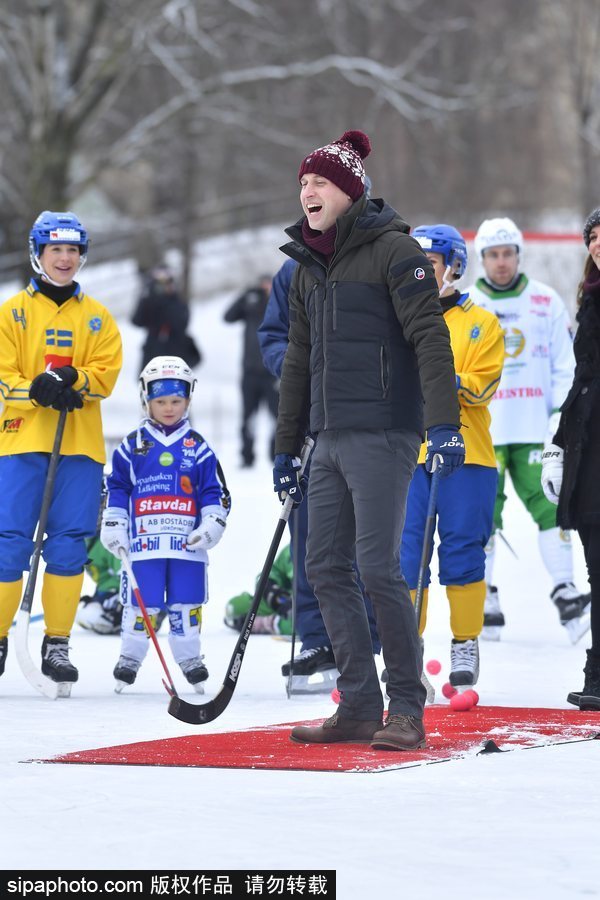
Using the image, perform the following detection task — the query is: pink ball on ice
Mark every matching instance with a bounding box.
[450,691,474,712]
[442,682,457,699]
[425,659,442,675]
[331,688,341,704]
[462,689,479,707]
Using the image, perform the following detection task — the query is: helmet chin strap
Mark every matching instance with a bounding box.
[31,253,87,288]
[440,264,461,297]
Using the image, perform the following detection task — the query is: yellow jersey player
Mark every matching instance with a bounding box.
[0,211,122,689]
[400,224,505,690]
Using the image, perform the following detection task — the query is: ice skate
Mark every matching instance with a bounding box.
[567,649,600,710]
[551,583,591,644]
[282,645,339,694]
[41,636,78,698]
[481,585,505,641]
[113,655,142,693]
[0,636,7,677]
[449,638,479,687]
[180,657,209,694]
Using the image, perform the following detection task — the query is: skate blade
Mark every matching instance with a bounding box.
[421,672,435,705]
[286,668,339,694]
[114,680,129,694]
[563,613,591,645]
[481,625,502,641]
[55,682,73,698]
[192,682,205,694]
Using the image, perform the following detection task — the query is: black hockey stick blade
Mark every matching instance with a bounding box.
[168,517,288,724]
[167,436,315,725]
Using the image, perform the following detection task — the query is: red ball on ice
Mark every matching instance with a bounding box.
[450,691,474,712]
[425,658,442,675]
[442,681,457,699]
[331,688,341,704]
[462,689,479,707]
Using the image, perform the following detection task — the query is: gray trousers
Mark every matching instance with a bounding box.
[305,429,426,719]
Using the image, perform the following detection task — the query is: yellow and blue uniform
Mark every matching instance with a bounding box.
[0,281,121,462]
[0,279,122,640]
[401,292,504,639]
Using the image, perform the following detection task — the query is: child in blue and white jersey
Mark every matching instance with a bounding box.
[100,356,230,692]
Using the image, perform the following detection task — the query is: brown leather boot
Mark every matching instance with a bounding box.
[290,711,383,744]
[370,714,426,751]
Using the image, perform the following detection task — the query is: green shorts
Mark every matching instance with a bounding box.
[493,443,557,532]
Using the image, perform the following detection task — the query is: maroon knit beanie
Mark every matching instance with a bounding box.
[298,130,372,201]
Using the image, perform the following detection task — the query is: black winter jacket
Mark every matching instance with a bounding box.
[275,196,460,455]
[555,290,600,528]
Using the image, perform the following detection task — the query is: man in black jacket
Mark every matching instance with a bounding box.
[272,130,465,751]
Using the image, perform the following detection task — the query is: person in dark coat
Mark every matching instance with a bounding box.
[271,129,464,751]
[258,258,381,692]
[542,208,600,709]
[224,275,279,467]
[132,266,202,372]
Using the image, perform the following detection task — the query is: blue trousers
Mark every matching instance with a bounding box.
[0,453,103,581]
[125,557,207,609]
[401,464,498,588]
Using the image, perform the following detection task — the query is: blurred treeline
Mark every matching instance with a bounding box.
[1,0,599,292]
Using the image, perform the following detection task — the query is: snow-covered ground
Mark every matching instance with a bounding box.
[1,288,599,899]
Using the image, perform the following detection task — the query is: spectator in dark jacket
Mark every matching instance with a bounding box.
[272,129,463,751]
[224,275,278,467]
[542,208,600,709]
[132,266,202,372]
[258,259,381,693]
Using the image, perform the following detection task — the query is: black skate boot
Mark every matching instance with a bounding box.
[180,657,209,694]
[282,645,339,694]
[41,636,78,697]
[567,650,600,710]
[113,655,142,693]
[551,583,591,644]
[0,636,7,677]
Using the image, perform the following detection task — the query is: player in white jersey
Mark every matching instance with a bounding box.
[467,218,590,643]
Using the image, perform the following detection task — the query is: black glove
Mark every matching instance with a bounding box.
[29,366,78,407]
[52,386,84,412]
[263,578,292,615]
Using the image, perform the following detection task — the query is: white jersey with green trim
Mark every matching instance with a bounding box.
[465,274,575,445]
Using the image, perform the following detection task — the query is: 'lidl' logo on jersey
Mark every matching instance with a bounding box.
[130,535,161,553]
[502,327,525,359]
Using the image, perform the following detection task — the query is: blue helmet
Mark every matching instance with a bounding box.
[412,224,467,277]
[29,210,89,278]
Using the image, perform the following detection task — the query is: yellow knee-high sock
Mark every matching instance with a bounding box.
[447,581,485,641]
[410,587,429,637]
[0,579,23,639]
[42,572,84,637]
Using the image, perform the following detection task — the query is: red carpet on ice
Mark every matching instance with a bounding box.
[33,706,600,773]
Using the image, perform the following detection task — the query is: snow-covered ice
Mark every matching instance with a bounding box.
[1,286,599,900]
